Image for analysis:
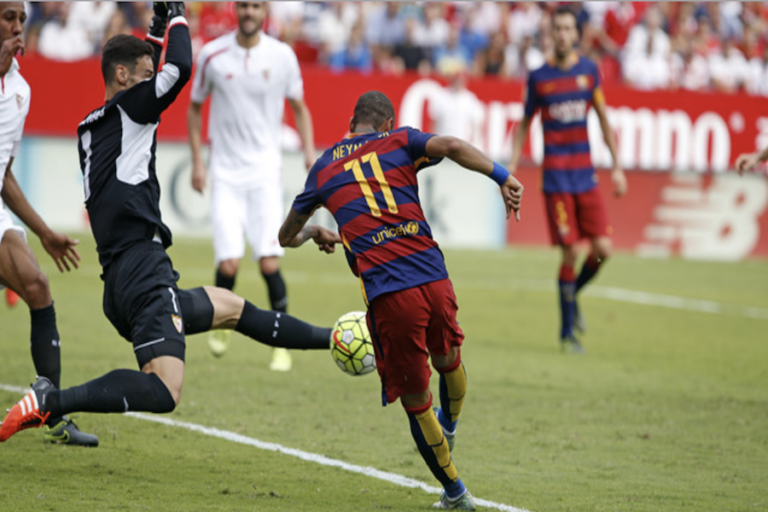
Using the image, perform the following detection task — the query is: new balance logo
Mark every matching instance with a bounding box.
[637,174,768,260]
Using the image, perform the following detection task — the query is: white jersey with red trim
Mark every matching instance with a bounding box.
[191,31,304,187]
[0,58,31,203]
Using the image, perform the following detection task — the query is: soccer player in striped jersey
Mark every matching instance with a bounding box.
[510,6,627,353]
[279,91,523,510]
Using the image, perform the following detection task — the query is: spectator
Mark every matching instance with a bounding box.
[459,6,490,59]
[329,20,372,73]
[428,72,483,146]
[197,2,237,42]
[746,45,768,97]
[670,38,710,91]
[622,5,672,89]
[507,2,541,46]
[393,18,431,74]
[37,3,93,61]
[414,2,449,51]
[505,34,545,79]
[694,16,722,57]
[474,30,508,77]
[366,2,405,49]
[317,2,359,58]
[709,38,749,93]
[601,2,642,56]
[434,24,472,76]
[267,1,305,44]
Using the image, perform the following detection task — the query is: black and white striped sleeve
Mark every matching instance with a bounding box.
[117,16,193,125]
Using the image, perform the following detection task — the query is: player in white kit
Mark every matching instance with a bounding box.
[0,1,97,445]
[187,2,316,370]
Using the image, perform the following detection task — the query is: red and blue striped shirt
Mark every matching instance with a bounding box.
[292,127,448,304]
[525,55,603,194]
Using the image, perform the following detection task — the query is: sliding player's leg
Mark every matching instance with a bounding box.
[179,286,331,350]
[0,278,185,442]
[0,229,98,445]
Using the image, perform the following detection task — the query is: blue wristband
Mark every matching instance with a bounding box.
[489,162,510,186]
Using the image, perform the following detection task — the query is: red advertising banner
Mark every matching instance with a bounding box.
[19,56,768,173]
[510,168,768,259]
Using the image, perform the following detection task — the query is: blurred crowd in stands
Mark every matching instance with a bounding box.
[20,1,768,95]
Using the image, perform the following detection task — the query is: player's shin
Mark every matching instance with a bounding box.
[559,264,576,338]
[576,253,603,293]
[437,358,467,435]
[262,270,288,313]
[405,399,467,499]
[45,370,175,417]
[235,301,331,350]
[30,303,61,389]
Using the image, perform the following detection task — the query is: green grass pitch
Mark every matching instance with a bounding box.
[1,234,766,511]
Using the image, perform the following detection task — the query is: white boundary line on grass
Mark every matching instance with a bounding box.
[451,277,768,321]
[0,383,531,512]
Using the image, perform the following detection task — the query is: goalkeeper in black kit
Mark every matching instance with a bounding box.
[1,2,339,443]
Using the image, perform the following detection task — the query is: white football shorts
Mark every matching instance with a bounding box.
[210,178,285,264]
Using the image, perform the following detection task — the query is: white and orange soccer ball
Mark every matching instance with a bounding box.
[330,311,376,376]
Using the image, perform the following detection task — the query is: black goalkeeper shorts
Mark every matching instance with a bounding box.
[102,240,186,368]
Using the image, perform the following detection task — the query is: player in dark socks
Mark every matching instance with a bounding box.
[0,1,96,446]
[0,2,337,443]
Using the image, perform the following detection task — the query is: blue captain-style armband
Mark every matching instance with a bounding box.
[489,162,510,186]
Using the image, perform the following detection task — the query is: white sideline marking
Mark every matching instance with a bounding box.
[0,383,531,512]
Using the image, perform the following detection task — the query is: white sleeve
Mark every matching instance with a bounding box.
[190,45,212,104]
[285,48,304,101]
[10,93,30,158]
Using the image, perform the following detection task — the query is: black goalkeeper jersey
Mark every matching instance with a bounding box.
[77,19,192,269]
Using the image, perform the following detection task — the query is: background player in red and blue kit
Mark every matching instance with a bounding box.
[279,91,522,510]
[510,6,627,353]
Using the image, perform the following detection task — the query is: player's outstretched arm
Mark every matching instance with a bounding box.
[425,135,524,221]
[0,163,80,272]
[735,146,768,175]
[279,208,341,253]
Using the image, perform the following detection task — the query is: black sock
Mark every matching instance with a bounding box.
[44,370,175,418]
[30,304,61,389]
[215,268,236,291]
[262,270,287,312]
[235,301,331,350]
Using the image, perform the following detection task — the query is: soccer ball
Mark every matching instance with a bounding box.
[330,311,376,376]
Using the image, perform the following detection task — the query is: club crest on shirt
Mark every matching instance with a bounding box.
[172,314,183,334]
[16,93,24,111]
[262,69,270,81]
[576,75,590,90]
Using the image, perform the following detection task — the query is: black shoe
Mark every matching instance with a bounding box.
[44,416,99,447]
[561,334,585,354]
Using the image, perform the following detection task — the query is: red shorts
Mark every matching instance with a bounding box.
[544,186,612,246]
[366,279,464,405]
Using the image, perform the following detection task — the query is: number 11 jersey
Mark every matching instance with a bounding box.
[292,127,448,304]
